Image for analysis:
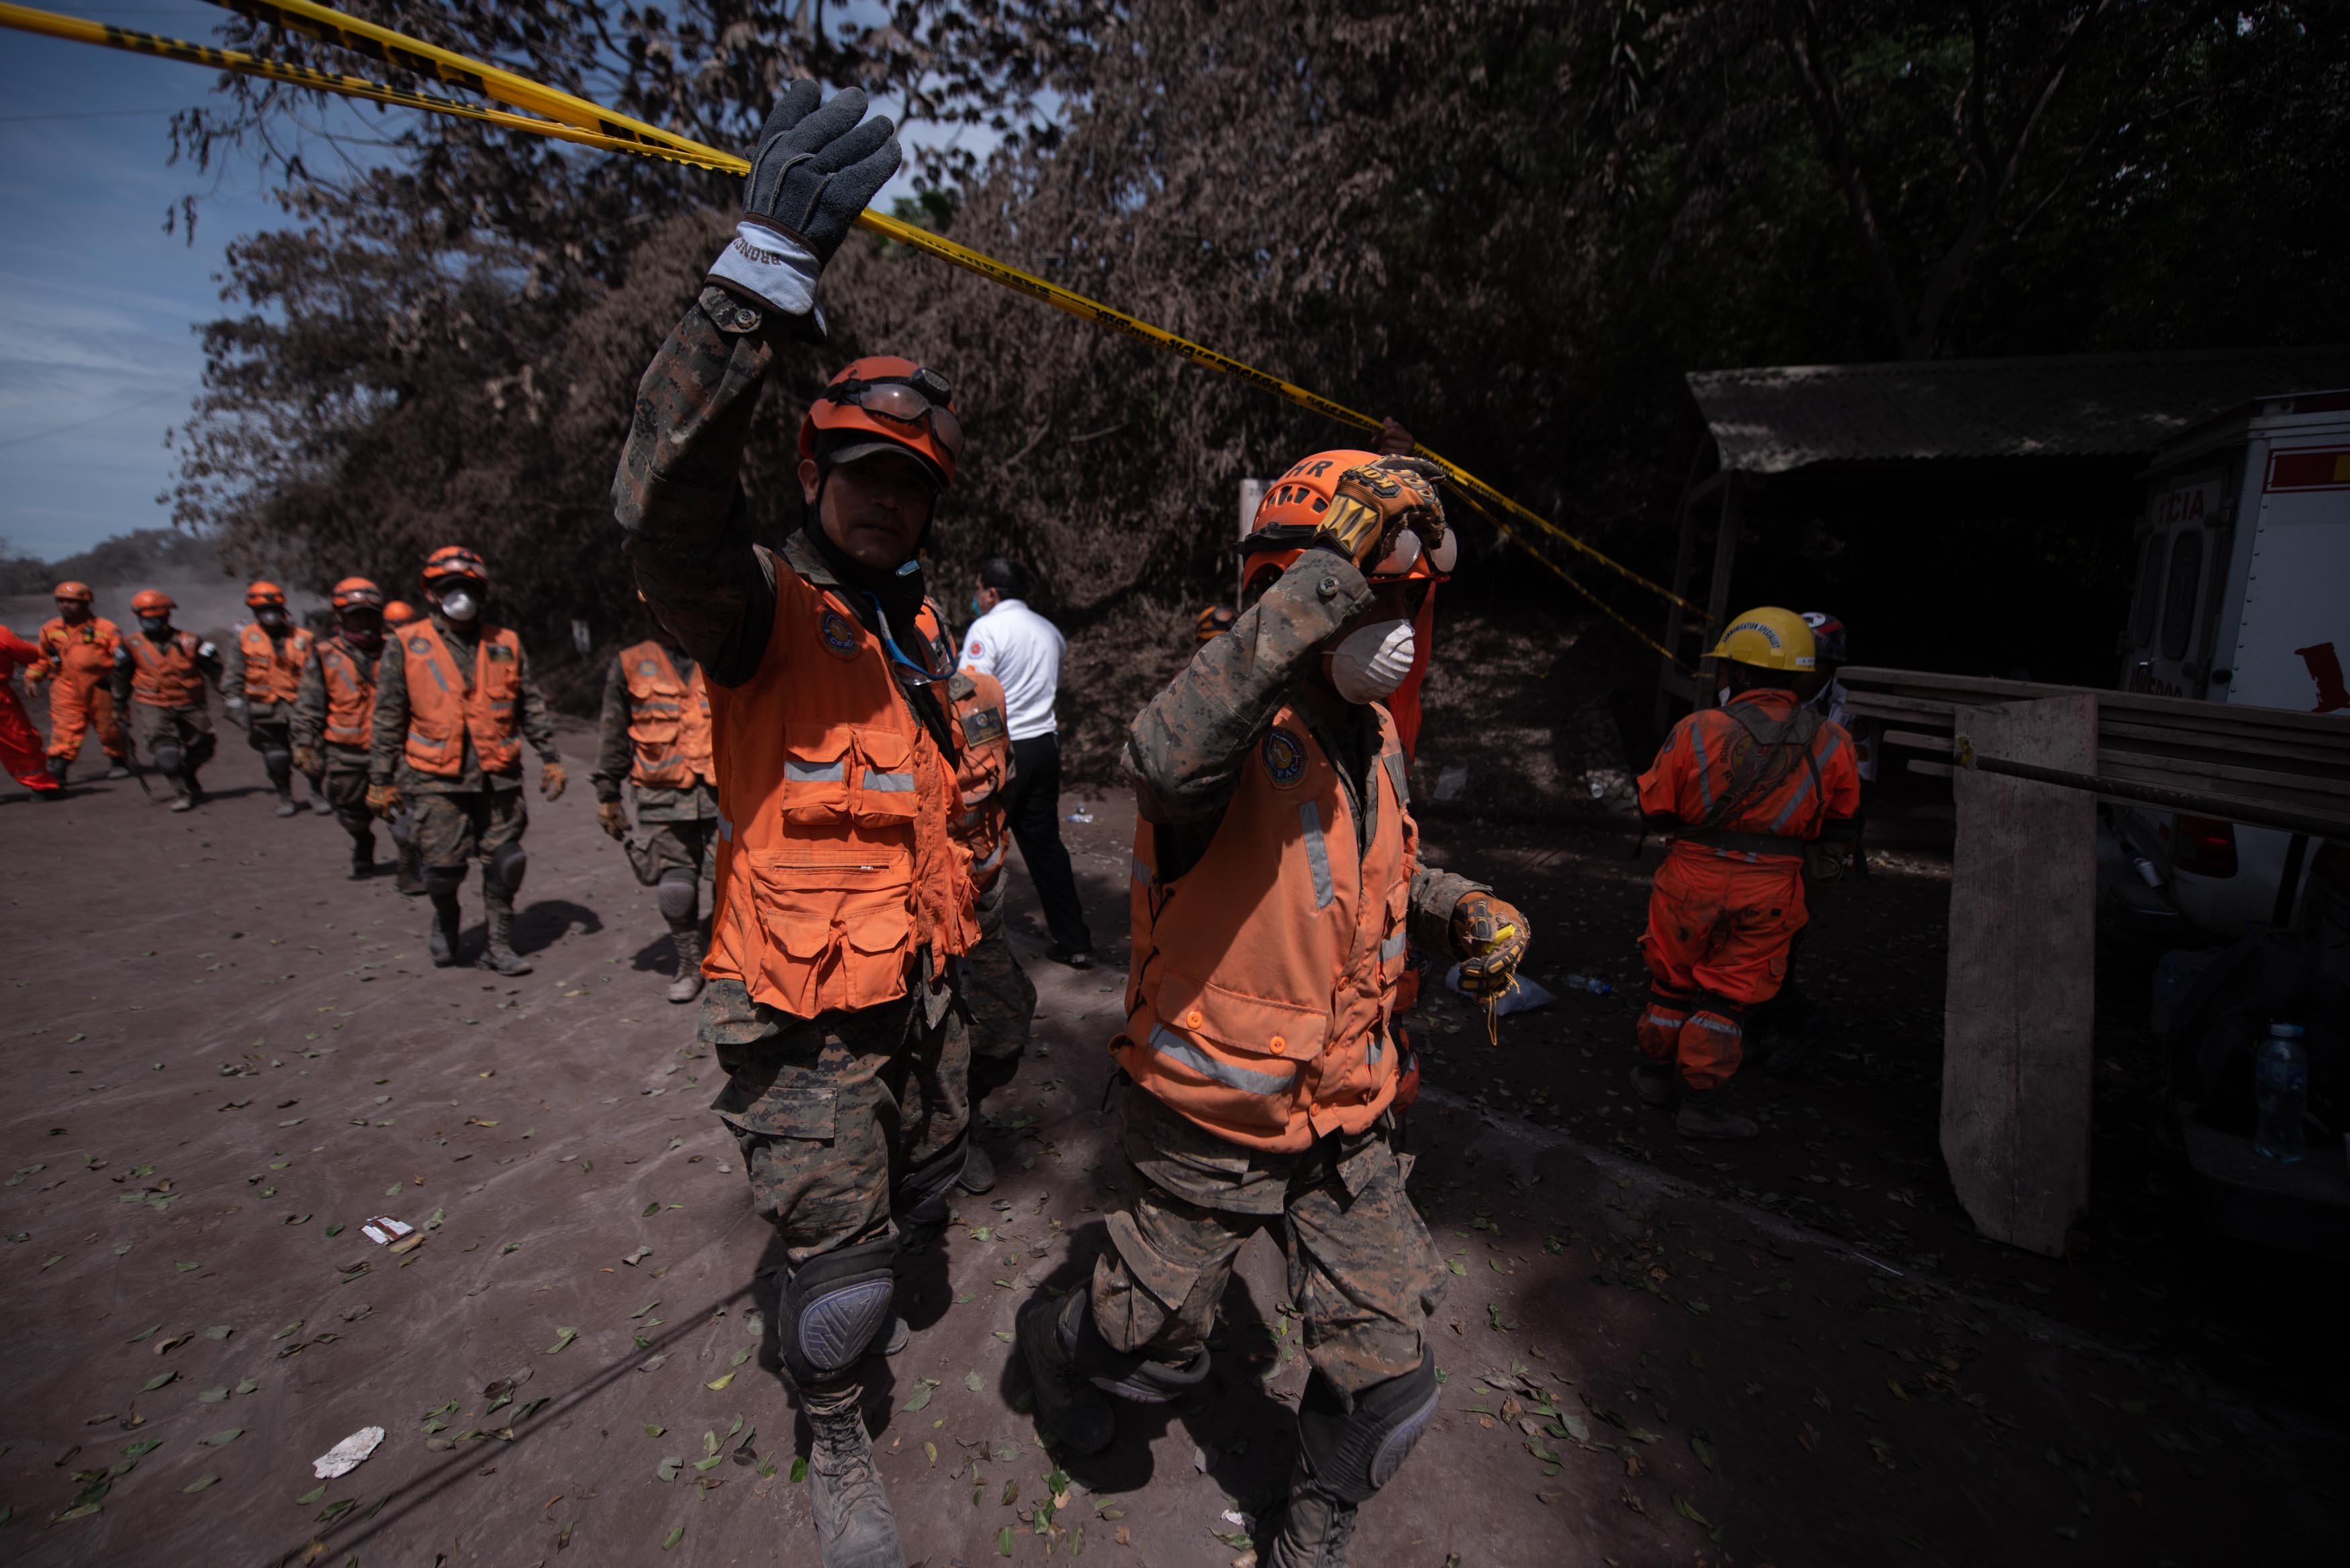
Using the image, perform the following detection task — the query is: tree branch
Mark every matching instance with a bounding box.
[1775,0,1915,356]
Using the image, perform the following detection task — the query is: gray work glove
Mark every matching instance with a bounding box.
[707,80,900,333]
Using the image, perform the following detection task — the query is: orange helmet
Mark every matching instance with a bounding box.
[421,546,489,588]
[246,580,287,607]
[131,589,176,615]
[53,581,93,603]
[382,599,420,627]
[330,576,385,611]
[798,356,960,487]
[1240,450,1457,595]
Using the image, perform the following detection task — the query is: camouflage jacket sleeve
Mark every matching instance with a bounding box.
[612,285,783,689]
[218,633,248,699]
[592,656,633,801]
[291,652,328,751]
[1125,551,1373,826]
[107,646,132,705]
[514,644,559,764]
[1408,865,1491,959]
[369,639,408,786]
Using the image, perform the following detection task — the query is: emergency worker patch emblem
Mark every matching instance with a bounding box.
[1260,728,1307,787]
[408,636,433,655]
[966,704,1006,745]
[819,609,861,660]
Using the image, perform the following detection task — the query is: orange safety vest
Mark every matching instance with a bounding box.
[1636,689,1859,865]
[315,636,376,749]
[40,616,120,681]
[399,620,523,776]
[705,554,974,1020]
[126,630,206,707]
[238,622,315,704]
[620,640,715,790]
[947,669,1013,892]
[1116,705,1417,1153]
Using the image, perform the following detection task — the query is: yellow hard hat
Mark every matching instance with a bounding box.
[1709,606,1815,673]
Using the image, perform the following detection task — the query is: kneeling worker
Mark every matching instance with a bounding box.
[367,546,565,973]
[293,578,389,877]
[1020,449,1531,1567]
[592,611,720,1003]
[1631,608,1859,1138]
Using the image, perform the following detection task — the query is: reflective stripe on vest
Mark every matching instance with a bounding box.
[318,640,374,748]
[1117,703,1417,1154]
[239,622,312,704]
[702,549,973,1021]
[399,620,523,776]
[128,631,203,707]
[620,640,714,789]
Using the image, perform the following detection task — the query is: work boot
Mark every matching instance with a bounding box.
[803,1387,906,1568]
[957,1141,996,1194]
[1675,1087,1758,1141]
[105,763,130,780]
[393,842,425,897]
[478,903,533,976]
[274,791,300,818]
[1630,1059,1675,1109]
[1267,1478,1359,1568]
[427,892,463,968]
[348,840,374,880]
[665,926,705,1005]
[310,793,333,817]
[46,758,68,787]
[1018,1293,1115,1455]
[169,783,197,813]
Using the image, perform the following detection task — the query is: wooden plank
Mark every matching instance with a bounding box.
[1942,695,2097,1258]
[1881,729,1954,754]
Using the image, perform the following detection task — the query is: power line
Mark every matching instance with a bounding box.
[0,107,181,124]
[0,385,191,450]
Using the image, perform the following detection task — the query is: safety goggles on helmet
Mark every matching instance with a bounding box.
[822,370,962,469]
[422,546,491,587]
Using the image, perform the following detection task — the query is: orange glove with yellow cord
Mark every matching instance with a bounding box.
[1451,891,1531,1001]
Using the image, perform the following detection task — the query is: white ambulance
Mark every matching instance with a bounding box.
[2108,391,2350,936]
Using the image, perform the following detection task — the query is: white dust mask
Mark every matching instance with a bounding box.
[1329,618,1415,704]
[438,589,479,622]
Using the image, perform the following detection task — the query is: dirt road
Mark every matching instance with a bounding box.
[1,720,2336,1565]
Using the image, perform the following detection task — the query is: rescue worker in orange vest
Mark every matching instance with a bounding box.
[591,614,721,1004]
[939,608,1032,1195]
[612,81,968,1568]
[109,589,222,812]
[222,580,326,818]
[365,546,567,974]
[1019,451,1531,1567]
[30,581,130,784]
[1631,607,1861,1139]
[1,623,64,799]
[378,599,427,891]
[293,577,389,879]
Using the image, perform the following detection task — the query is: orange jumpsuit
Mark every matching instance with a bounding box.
[1,626,60,791]
[36,614,128,764]
[1635,689,1860,1090]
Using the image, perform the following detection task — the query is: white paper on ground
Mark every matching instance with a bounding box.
[314,1425,386,1479]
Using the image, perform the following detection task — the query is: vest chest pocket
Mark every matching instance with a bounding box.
[1157,969,1329,1068]
[780,724,854,822]
[849,727,919,826]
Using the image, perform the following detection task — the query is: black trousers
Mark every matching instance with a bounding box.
[1004,732,1093,955]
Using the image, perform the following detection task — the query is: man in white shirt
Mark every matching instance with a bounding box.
[961,557,1096,967]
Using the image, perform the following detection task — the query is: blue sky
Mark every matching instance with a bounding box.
[0,3,966,565]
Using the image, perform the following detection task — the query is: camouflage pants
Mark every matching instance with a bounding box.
[410,788,526,868]
[704,969,969,1267]
[961,874,1036,1061]
[1090,1079,1446,1398]
[637,818,714,881]
[132,703,216,773]
[320,752,372,838]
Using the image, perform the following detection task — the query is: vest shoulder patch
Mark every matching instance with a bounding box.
[485,644,516,663]
[965,704,1006,744]
[408,636,434,655]
[818,609,861,660]
[1260,727,1308,787]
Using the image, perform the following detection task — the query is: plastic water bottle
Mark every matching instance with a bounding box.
[1558,974,1615,996]
[2253,1023,2309,1165]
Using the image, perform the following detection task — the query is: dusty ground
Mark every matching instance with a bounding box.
[1,706,2341,1567]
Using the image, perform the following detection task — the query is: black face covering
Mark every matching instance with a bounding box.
[343,626,385,657]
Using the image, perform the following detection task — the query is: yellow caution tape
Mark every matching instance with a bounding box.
[1,0,1710,636]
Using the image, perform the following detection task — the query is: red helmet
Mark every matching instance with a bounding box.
[246,579,287,607]
[1240,449,1456,596]
[331,577,385,611]
[798,356,960,487]
[131,589,175,615]
[382,599,420,627]
[422,546,489,588]
[53,581,93,604]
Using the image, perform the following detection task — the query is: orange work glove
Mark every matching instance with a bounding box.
[596,800,629,840]
[539,759,567,802]
[366,782,402,820]
[291,744,323,780]
[1451,891,1530,1000]
[1317,459,1446,571]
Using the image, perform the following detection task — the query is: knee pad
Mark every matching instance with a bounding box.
[1066,1291,1211,1404]
[655,867,699,926]
[780,1235,898,1385]
[422,863,467,896]
[488,841,528,898]
[1297,1356,1440,1504]
[263,746,293,779]
[152,744,184,777]
[895,1135,968,1228]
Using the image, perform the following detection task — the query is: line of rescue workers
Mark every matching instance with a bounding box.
[0,82,1883,1568]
